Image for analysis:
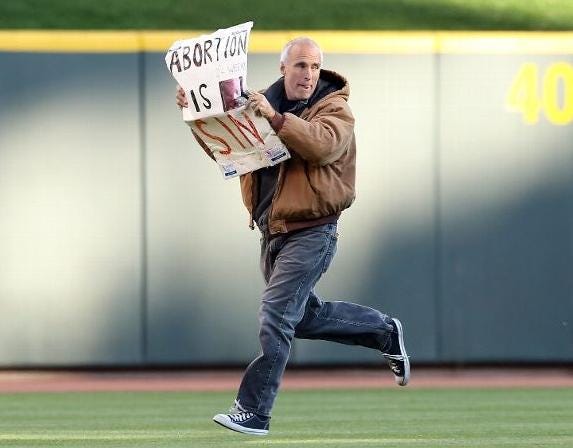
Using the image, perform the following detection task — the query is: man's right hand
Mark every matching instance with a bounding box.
[176,85,188,109]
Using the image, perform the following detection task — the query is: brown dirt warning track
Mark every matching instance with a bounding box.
[0,367,571,393]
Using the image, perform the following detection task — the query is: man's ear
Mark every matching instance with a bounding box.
[280,63,285,76]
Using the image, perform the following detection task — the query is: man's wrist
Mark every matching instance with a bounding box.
[269,112,285,132]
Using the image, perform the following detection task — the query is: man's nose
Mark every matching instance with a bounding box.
[303,66,312,79]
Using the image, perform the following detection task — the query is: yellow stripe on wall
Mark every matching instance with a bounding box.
[251,31,436,54]
[2,30,573,54]
[437,31,573,54]
[0,31,141,52]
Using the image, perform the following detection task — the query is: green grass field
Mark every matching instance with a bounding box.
[1,0,573,30]
[1,388,572,447]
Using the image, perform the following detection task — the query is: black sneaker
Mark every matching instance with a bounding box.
[382,318,410,386]
[213,410,270,436]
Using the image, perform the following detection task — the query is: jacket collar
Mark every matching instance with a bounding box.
[263,69,349,115]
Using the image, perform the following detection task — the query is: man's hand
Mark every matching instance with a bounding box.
[176,85,188,109]
[248,92,276,120]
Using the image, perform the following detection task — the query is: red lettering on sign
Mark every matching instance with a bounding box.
[214,117,247,148]
[227,112,265,145]
[194,120,232,155]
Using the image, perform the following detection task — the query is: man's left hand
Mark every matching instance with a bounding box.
[248,92,276,121]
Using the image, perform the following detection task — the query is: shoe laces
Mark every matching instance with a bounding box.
[383,353,409,375]
[229,411,255,423]
[388,359,402,375]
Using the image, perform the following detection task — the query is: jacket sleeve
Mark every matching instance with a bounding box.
[277,97,355,166]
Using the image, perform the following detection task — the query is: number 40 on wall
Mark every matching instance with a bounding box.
[506,62,573,125]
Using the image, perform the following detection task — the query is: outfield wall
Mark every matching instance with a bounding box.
[0,31,571,367]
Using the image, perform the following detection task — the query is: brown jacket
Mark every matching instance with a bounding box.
[240,70,356,234]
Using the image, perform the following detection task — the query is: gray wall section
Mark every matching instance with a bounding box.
[439,55,573,362]
[0,49,571,366]
[0,53,143,365]
[144,52,263,364]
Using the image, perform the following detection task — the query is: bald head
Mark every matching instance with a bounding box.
[280,37,323,65]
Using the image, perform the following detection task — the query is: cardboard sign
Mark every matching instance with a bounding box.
[166,22,290,179]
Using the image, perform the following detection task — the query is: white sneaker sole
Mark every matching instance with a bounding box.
[213,414,269,436]
[392,318,410,386]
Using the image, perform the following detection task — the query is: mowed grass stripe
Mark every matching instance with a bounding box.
[2,435,572,447]
[2,0,573,30]
[0,429,203,441]
[245,436,573,445]
[0,388,571,448]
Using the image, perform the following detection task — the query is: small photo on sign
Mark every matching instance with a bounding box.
[219,77,245,111]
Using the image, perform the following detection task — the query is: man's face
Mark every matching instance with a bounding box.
[281,43,321,101]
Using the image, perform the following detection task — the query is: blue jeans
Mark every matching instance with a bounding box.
[236,223,395,417]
